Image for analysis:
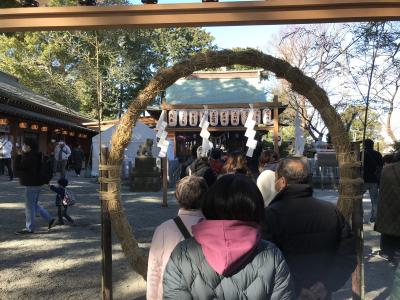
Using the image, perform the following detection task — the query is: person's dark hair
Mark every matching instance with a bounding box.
[210,148,222,160]
[364,139,374,149]
[191,144,199,159]
[258,150,272,169]
[202,174,264,223]
[23,138,38,152]
[175,176,208,209]
[383,154,394,165]
[222,151,250,175]
[271,151,280,162]
[57,178,69,187]
[276,157,309,184]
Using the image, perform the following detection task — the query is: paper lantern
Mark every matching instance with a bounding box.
[241,109,249,125]
[230,110,240,126]
[262,108,272,125]
[62,130,68,135]
[220,110,229,126]
[0,118,9,125]
[41,126,48,132]
[19,122,28,129]
[178,110,188,127]
[209,110,219,126]
[254,109,261,125]
[168,110,177,127]
[30,124,39,130]
[189,111,199,127]
[69,131,75,137]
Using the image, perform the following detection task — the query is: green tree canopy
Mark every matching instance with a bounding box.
[0,0,215,119]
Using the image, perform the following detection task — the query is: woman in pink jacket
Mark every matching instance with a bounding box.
[146,176,208,300]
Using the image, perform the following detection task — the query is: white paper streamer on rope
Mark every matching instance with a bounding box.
[245,105,257,158]
[168,110,177,127]
[220,110,229,126]
[158,139,169,158]
[155,110,169,158]
[189,111,198,127]
[199,110,206,124]
[245,128,256,139]
[156,110,166,130]
[199,106,211,157]
[245,109,255,128]
[231,109,240,126]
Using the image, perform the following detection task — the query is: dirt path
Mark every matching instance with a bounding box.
[0,175,396,299]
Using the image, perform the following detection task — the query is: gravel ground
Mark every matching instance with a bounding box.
[0,174,396,299]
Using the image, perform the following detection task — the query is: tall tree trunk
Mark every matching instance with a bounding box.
[103,49,362,278]
[387,100,398,143]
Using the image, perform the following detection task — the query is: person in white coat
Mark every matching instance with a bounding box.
[257,169,277,207]
[146,176,208,300]
[0,134,13,180]
[54,141,71,179]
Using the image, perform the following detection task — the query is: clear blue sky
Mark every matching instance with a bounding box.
[128,0,282,50]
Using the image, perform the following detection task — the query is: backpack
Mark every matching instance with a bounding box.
[39,154,53,185]
[62,188,76,206]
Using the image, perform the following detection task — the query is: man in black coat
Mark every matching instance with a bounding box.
[361,139,383,223]
[15,138,56,234]
[262,157,356,299]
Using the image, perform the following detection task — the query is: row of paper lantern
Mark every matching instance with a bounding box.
[168,109,273,127]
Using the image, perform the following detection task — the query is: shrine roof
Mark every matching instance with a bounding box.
[166,70,272,105]
[0,71,93,124]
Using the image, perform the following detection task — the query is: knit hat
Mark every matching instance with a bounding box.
[57,178,69,187]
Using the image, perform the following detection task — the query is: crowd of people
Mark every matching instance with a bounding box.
[4,134,399,298]
[7,137,85,235]
[146,140,400,300]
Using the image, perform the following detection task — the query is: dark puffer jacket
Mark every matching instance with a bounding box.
[375,161,400,237]
[262,184,356,294]
[15,152,42,186]
[163,238,294,300]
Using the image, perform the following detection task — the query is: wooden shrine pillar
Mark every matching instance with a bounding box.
[100,147,112,300]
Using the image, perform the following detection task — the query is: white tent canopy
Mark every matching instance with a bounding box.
[91,120,158,178]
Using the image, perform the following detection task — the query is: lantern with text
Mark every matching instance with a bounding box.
[0,119,9,125]
[254,109,261,125]
[220,110,229,126]
[241,109,249,126]
[41,126,48,132]
[19,122,28,129]
[168,110,177,127]
[189,111,199,127]
[178,110,188,127]
[231,110,240,126]
[30,124,39,130]
[209,110,219,126]
[262,108,272,125]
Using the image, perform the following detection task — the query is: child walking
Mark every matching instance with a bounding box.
[49,178,74,225]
